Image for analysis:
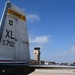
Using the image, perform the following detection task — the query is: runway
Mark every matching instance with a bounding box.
[29,69,75,75]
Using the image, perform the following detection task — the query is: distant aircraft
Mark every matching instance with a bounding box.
[0,1,75,75]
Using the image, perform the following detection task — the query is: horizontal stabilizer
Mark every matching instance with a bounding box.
[29,65,75,69]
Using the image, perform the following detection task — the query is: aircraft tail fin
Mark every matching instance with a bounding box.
[0,1,30,63]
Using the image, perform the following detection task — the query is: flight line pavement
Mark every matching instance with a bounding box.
[29,69,75,75]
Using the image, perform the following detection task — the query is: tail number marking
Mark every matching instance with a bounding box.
[5,29,17,41]
[2,40,14,47]
[2,29,17,47]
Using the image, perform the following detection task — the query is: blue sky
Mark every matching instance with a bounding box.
[0,0,75,63]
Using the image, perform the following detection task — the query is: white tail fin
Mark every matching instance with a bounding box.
[0,1,30,63]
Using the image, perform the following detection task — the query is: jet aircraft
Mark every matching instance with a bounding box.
[0,1,75,75]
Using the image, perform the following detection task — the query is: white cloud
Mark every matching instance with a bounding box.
[29,35,50,44]
[26,14,40,22]
[65,46,75,54]
[0,21,1,26]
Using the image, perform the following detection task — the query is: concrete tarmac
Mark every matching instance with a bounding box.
[29,69,75,75]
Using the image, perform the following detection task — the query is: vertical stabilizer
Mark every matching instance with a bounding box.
[0,1,30,63]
